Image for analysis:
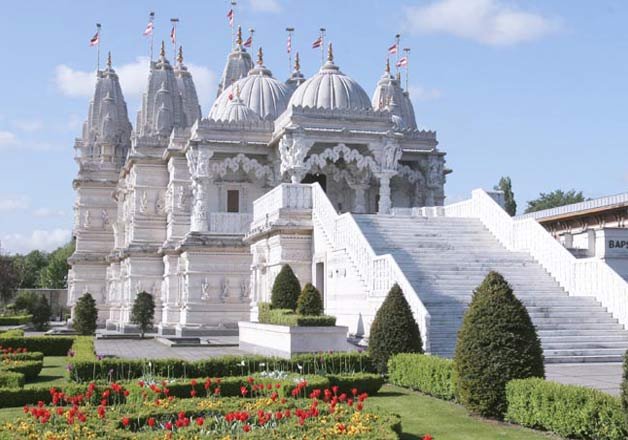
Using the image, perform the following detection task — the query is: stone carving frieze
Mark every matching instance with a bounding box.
[304,143,379,175]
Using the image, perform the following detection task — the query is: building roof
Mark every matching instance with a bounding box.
[516,192,628,222]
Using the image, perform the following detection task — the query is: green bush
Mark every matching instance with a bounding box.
[326,373,384,396]
[296,283,323,316]
[1,359,43,381]
[0,315,31,326]
[506,378,627,440]
[0,371,24,388]
[31,295,51,331]
[270,264,301,310]
[0,387,52,408]
[2,351,44,362]
[0,336,74,356]
[73,292,98,335]
[455,271,544,418]
[388,353,455,400]
[12,291,39,315]
[622,350,628,426]
[369,283,423,374]
[258,302,335,326]
[0,328,24,337]
[131,291,155,338]
[69,336,96,361]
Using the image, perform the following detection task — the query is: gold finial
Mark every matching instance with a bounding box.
[107,51,112,69]
[235,83,241,99]
[160,40,166,58]
[257,47,264,65]
[327,42,334,62]
[385,58,390,73]
[177,46,183,64]
[236,26,243,46]
[396,71,401,81]
[294,52,300,71]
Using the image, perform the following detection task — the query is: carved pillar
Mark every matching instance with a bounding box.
[190,177,210,232]
[279,134,311,184]
[376,171,396,214]
[349,183,370,214]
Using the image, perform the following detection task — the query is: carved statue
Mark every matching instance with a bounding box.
[83,210,90,228]
[139,191,148,213]
[382,140,402,171]
[201,277,210,301]
[240,278,249,301]
[101,209,109,228]
[220,278,229,303]
[155,191,165,214]
[427,157,444,187]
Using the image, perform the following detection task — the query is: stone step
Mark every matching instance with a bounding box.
[541,341,628,349]
[545,355,626,364]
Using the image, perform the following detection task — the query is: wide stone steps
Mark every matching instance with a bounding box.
[354,214,628,364]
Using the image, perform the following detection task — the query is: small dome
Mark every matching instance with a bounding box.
[209,48,290,121]
[372,60,417,130]
[287,44,372,111]
[215,87,262,123]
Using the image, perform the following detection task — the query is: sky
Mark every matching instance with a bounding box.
[0,0,626,254]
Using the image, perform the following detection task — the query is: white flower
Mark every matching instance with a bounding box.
[297,364,303,371]
[240,360,246,366]
[259,362,266,367]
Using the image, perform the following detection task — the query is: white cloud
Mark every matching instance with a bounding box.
[0,195,29,212]
[12,120,44,133]
[249,0,282,13]
[0,130,17,146]
[409,85,442,101]
[1,229,71,254]
[33,208,66,218]
[403,0,558,46]
[54,57,216,110]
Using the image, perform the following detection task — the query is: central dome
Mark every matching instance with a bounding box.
[288,44,372,111]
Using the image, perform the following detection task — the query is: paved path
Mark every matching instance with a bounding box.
[546,363,623,396]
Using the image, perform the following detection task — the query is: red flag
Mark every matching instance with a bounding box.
[170,26,176,44]
[388,43,398,54]
[396,56,408,68]
[243,34,253,48]
[89,31,100,47]
[286,34,292,54]
[227,9,234,27]
[312,36,323,49]
[143,21,154,37]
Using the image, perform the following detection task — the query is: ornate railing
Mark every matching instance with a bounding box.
[209,212,253,235]
[444,189,628,328]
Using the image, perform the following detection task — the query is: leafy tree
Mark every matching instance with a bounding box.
[524,189,585,214]
[369,283,423,373]
[13,290,40,314]
[13,251,49,289]
[454,271,544,418]
[38,242,74,289]
[622,351,628,426]
[31,295,51,330]
[73,292,98,335]
[0,256,20,305]
[494,176,517,216]
[270,265,301,310]
[296,283,324,316]
[131,291,155,338]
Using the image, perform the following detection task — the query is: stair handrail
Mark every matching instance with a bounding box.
[444,188,628,328]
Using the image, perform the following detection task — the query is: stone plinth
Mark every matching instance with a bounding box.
[238,321,351,359]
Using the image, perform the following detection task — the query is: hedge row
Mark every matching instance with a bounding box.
[0,371,24,388]
[258,303,336,327]
[68,352,374,383]
[2,352,44,362]
[0,329,24,337]
[506,378,627,440]
[0,315,31,325]
[68,336,96,360]
[1,360,43,381]
[327,373,384,396]
[388,353,455,400]
[0,336,74,356]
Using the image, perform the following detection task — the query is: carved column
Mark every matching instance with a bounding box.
[376,171,396,214]
[349,183,370,214]
[190,177,210,232]
[279,134,311,184]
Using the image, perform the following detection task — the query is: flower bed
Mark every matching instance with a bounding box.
[0,376,400,439]
[0,336,74,356]
[1,359,43,381]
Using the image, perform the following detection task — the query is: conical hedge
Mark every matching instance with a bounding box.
[270,264,301,310]
[73,292,98,336]
[296,283,324,316]
[454,271,545,418]
[369,283,423,373]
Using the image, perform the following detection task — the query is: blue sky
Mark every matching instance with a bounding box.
[0,0,626,254]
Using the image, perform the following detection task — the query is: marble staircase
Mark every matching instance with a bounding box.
[354,214,628,363]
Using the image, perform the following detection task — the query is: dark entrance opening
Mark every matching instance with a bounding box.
[301,173,327,192]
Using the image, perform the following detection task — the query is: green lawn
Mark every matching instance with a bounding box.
[370,384,561,440]
[24,356,67,389]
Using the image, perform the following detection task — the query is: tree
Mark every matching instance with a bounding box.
[270,265,301,310]
[622,351,628,426]
[131,291,155,338]
[454,271,544,418]
[14,251,49,289]
[31,295,51,331]
[38,242,74,289]
[494,176,516,216]
[524,189,585,214]
[73,292,98,335]
[13,290,40,314]
[296,283,324,316]
[369,283,423,373]
[0,256,20,305]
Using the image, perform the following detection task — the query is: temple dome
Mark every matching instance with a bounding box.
[209,48,290,121]
[287,44,372,111]
[215,87,262,123]
[372,60,417,130]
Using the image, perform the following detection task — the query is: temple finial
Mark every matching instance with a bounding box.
[177,46,183,64]
[107,51,112,69]
[327,42,333,63]
[236,26,243,46]
[385,58,390,74]
[294,52,300,71]
[257,47,264,65]
[160,40,166,58]
[235,83,241,99]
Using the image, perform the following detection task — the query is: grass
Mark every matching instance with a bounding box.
[24,356,67,389]
[370,384,560,440]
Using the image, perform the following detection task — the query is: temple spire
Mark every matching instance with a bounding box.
[257,46,264,66]
[385,57,390,74]
[107,51,112,69]
[160,40,166,59]
[294,52,300,72]
[236,25,243,47]
[327,42,334,63]
[177,46,183,64]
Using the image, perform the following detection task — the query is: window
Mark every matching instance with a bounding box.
[227,190,240,213]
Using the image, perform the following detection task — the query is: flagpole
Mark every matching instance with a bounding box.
[286,27,294,75]
[395,34,400,77]
[171,18,179,61]
[403,47,411,91]
[149,12,155,63]
[320,28,326,65]
[231,1,237,49]
[96,24,102,73]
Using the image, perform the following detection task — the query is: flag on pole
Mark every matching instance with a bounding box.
[396,56,408,67]
[170,25,176,44]
[243,34,253,48]
[312,36,323,49]
[143,20,154,36]
[227,9,234,27]
[388,43,398,54]
[89,31,100,47]
[287,34,292,53]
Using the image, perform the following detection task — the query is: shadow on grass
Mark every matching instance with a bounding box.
[400,433,422,440]
[26,375,63,386]
[374,391,406,398]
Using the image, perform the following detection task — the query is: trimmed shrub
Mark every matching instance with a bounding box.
[69,336,96,361]
[0,328,24,337]
[73,292,98,335]
[0,315,31,326]
[369,283,423,373]
[2,352,44,362]
[0,336,74,356]
[296,283,324,316]
[131,291,155,338]
[622,350,628,426]
[454,271,544,418]
[388,353,455,401]
[270,265,301,310]
[0,371,24,388]
[0,387,52,408]
[326,373,384,396]
[12,291,39,315]
[31,295,51,330]
[506,378,627,440]
[259,305,335,327]
[1,359,43,381]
